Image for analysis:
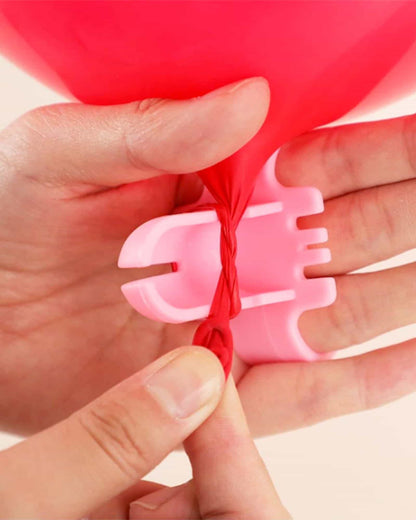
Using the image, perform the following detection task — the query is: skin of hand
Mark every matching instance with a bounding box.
[91,379,291,520]
[1,76,416,440]
[0,346,227,519]
[130,378,290,520]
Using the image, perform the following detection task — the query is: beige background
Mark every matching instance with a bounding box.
[1,54,416,519]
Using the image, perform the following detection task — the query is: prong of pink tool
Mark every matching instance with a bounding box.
[118,151,336,364]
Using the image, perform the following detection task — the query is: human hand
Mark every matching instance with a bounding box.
[1,75,415,440]
[97,378,290,520]
[0,346,226,519]
[239,114,416,435]
[0,78,269,434]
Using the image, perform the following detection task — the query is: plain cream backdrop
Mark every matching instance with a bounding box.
[1,54,416,520]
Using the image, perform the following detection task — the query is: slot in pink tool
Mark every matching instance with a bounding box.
[119,152,336,364]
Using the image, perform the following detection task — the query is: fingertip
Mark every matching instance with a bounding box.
[231,76,271,113]
[210,75,271,147]
[130,483,196,520]
[176,345,226,392]
[183,343,225,368]
[125,77,271,175]
[143,346,225,423]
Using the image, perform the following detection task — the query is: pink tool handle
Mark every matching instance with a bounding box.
[119,152,336,364]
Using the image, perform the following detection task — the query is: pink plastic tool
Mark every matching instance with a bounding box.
[119,152,336,364]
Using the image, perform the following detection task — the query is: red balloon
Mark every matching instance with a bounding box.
[1,1,415,371]
[1,2,416,155]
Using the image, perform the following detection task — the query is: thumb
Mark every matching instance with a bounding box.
[130,380,291,520]
[1,77,270,190]
[0,347,224,520]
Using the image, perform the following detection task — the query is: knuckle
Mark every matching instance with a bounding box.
[294,363,332,426]
[17,104,64,142]
[372,187,397,248]
[122,98,169,171]
[326,277,372,347]
[78,398,151,481]
[322,127,357,185]
[122,128,147,171]
[299,308,334,353]
[342,187,398,260]
[351,356,372,411]
[324,301,352,348]
[343,191,373,249]
[2,105,63,177]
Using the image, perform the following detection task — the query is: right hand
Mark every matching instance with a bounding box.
[0,347,225,519]
[128,379,291,520]
[0,345,291,520]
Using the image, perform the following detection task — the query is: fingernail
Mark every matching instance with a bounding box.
[130,484,186,515]
[145,348,224,419]
[201,77,266,99]
[130,489,171,512]
[131,499,158,511]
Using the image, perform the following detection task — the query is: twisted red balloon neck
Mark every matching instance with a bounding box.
[192,203,241,377]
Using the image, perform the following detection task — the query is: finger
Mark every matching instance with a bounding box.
[0,78,270,193]
[0,347,225,519]
[276,113,416,199]
[89,481,164,520]
[130,482,199,520]
[238,340,416,437]
[300,262,416,352]
[185,379,291,520]
[300,179,416,276]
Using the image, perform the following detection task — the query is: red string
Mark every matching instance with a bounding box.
[192,204,241,377]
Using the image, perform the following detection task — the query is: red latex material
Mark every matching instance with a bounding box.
[193,203,241,376]
[1,1,416,373]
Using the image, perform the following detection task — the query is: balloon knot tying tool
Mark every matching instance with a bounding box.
[118,152,336,366]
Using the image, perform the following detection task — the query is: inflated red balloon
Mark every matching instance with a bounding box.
[1,1,416,373]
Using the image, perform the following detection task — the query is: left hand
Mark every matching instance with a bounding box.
[1,79,415,439]
[0,78,269,435]
[239,115,416,435]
